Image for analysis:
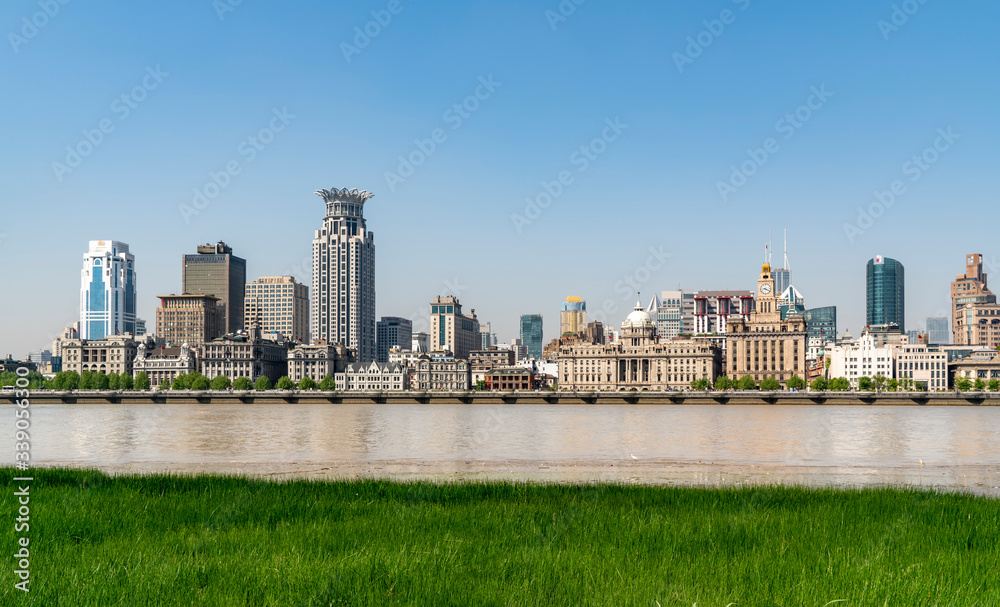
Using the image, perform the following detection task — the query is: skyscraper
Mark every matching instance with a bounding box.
[802,306,837,343]
[950,254,998,346]
[182,241,246,334]
[866,255,905,332]
[376,317,413,362]
[520,314,543,359]
[80,240,136,339]
[560,297,586,337]
[312,188,377,361]
[926,317,951,345]
[429,295,479,359]
[245,276,310,343]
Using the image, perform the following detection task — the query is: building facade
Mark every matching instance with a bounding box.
[80,240,137,339]
[244,276,310,343]
[802,306,837,345]
[926,317,951,345]
[656,291,694,339]
[200,330,288,383]
[693,290,754,335]
[725,263,808,386]
[182,242,246,334]
[376,316,413,363]
[520,314,543,359]
[334,361,410,391]
[485,367,536,391]
[286,343,353,384]
[412,356,471,391]
[155,294,224,346]
[311,188,377,362]
[895,343,948,391]
[867,255,905,332]
[560,297,586,336]
[132,342,197,388]
[61,335,143,376]
[826,332,896,388]
[951,351,1000,385]
[558,302,722,391]
[429,295,480,359]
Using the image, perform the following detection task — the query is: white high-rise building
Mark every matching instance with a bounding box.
[311,188,376,361]
[80,240,137,339]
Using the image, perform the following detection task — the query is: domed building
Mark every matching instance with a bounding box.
[557,301,722,391]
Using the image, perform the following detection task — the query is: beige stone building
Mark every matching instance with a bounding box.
[558,302,722,391]
[950,350,1000,386]
[245,276,310,344]
[412,356,471,391]
[429,295,480,359]
[951,254,998,346]
[287,342,353,384]
[200,329,288,383]
[725,262,808,385]
[156,294,225,346]
[334,361,411,391]
[61,335,142,376]
[132,342,197,387]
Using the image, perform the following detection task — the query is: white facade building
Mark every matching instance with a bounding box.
[335,361,410,391]
[895,344,949,390]
[826,332,897,388]
[311,188,376,362]
[80,240,137,339]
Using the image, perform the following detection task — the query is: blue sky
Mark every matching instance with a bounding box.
[2,0,998,355]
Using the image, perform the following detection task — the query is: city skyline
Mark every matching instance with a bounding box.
[3,1,997,355]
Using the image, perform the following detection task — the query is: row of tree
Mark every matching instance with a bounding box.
[692,374,1000,392]
[162,373,336,391]
[1,370,337,391]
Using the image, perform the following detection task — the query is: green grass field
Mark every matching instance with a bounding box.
[2,468,998,605]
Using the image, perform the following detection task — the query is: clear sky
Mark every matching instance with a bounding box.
[2,0,998,356]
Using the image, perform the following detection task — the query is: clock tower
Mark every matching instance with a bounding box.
[755,263,779,319]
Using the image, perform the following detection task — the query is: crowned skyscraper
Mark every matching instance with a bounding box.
[311,187,376,361]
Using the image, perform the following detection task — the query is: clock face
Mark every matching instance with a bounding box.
[760,284,772,295]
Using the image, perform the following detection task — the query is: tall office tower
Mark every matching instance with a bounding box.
[80,240,137,339]
[412,332,430,352]
[156,294,225,345]
[866,255,905,332]
[182,241,246,334]
[771,229,792,295]
[560,297,586,336]
[951,254,997,346]
[925,317,951,345]
[520,314,543,359]
[376,317,413,362]
[245,276,310,343]
[429,295,479,359]
[479,322,497,350]
[802,306,837,344]
[312,188,376,361]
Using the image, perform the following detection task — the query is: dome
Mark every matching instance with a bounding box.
[622,301,652,327]
[565,295,583,303]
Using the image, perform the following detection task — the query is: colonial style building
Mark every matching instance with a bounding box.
[334,361,410,391]
[132,342,197,387]
[470,347,516,386]
[485,367,537,391]
[951,350,1000,385]
[155,294,225,346]
[558,302,722,391]
[412,356,471,391]
[200,329,288,383]
[61,335,144,376]
[287,342,353,384]
[725,262,808,386]
[895,342,948,391]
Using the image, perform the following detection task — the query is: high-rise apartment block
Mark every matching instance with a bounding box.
[866,255,905,332]
[155,294,225,345]
[376,317,413,363]
[560,297,586,336]
[244,276,310,343]
[520,314,543,359]
[951,254,999,347]
[429,295,479,359]
[182,242,246,334]
[312,188,376,362]
[80,240,137,339]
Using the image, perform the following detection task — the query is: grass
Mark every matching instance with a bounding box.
[2,468,999,606]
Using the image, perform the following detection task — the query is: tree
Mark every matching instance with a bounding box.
[210,375,231,390]
[0,371,17,386]
[887,378,899,392]
[79,371,94,390]
[254,376,272,391]
[233,377,252,391]
[810,376,828,391]
[990,379,1000,392]
[828,377,851,391]
[475,380,487,391]
[95,372,110,390]
[974,378,986,391]
[714,375,733,390]
[120,373,134,390]
[737,376,758,390]
[276,376,294,390]
[172,373,189,390]
[107,372,121,390]
[858,376,873,391]
[956,378,971,392]
[159,380,171,391]
[134,372,149,391]
[872,374,888,393]
[190,374,210,390]
[786,375,806,390]
[690,377,710,391]
[298,376,318,391]
[319,375,336,391]
[760,376,781,391]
